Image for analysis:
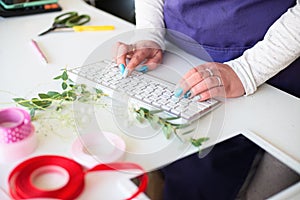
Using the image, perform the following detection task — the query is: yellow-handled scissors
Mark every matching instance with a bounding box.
[39,11,91,36]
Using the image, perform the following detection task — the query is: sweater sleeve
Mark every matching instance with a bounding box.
[225,1,300,95]
[134,0,166,49]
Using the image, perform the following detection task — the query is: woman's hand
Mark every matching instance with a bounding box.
[174,62,245,101]
[114,40,163,77]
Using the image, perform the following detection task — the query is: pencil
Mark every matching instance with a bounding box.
[30,39,49,64]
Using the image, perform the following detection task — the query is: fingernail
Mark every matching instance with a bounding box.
[184,90,191,98]
[119,63,125,74]
[192,95,201,101]
[122,68,129,78]
[174,88,183,97]
[136,65,148,73]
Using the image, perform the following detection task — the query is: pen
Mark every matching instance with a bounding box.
[72,25,115,32]
[30,39,48,64]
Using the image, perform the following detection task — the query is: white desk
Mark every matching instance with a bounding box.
[1,0,300,199]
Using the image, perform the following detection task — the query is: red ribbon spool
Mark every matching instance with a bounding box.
[8,155,148,199]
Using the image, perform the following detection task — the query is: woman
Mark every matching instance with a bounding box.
[115,0,300,199]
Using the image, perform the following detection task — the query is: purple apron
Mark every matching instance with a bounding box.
[161,1,298,200]
[164,0,296,62]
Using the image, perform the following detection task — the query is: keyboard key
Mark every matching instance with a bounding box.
[198,101,211,108]
[170,109,181,115]
[161,104,172,111]
[206,98,219,106]
[181,110,198,119]
[134,94,143,100]
[143,98,153,104]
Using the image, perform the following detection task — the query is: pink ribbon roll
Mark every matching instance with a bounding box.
[0,107,37,162]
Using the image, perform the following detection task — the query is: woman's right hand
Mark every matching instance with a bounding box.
[114,40,163,77]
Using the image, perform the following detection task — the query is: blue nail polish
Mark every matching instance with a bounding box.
[184,91,191,98]
[174,88,183,97]
[136,65,148,73]
[122,68,129,78]
[119,63,125,74]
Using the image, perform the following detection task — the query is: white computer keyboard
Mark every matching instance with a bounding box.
[70,60,221,123]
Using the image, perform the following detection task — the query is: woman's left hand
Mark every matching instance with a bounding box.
[175,62,245,101]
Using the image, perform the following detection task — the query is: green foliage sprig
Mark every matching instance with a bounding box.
[13,69,209,149]
[134,107,209,148]
[13,69,106,119]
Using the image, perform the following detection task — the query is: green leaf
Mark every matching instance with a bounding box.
[167,123,173,130]
[139,107,149,113]
[172,123,190,129]
[47,91,62,99]
[56,106,62,112]
[19,102,35,108]
[47,91,60,96]
[149,110,163,115]
[62,71,68,81]
[72,85,80,90]
[80,84,87,90]
[31,98,52,108]
[62,82,68,90]
[38,93,50,99]
[157,119,164,125]
[61,91,68,97]
[199,137,209,143]
[69,91,77,100]
[30,108,36,119]
[152,115,159,123]
[13,98,34,108]
[81,90,91,97]
[136,114,144,123]
[162,116,180,121]
[139,109,145,118]
[13,98,25,102]
[53,75,62,80]
[181,129,195,135]
[95,88,103,94]
[62,91,77,101]
[162,125,168,135]
[190,137,209,147]
[162,124,172,139]
[78,96,89,102]
[190,139,201,147]
[149,117,160,129]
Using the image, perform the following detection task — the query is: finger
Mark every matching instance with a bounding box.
[180,68,214,89]
[194,63,221,77]
[174,68,198,98]
[179,72,203,95]
[140,50,163,71]
[126,49,149,71]
[126,54,133,59]
[189,76,223,98]
[116,42,130,66]
[179,69,198,86]
[197,86,225,101]
[179,65,218,86]
[178,70,213,99]
[182,63,212,80]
